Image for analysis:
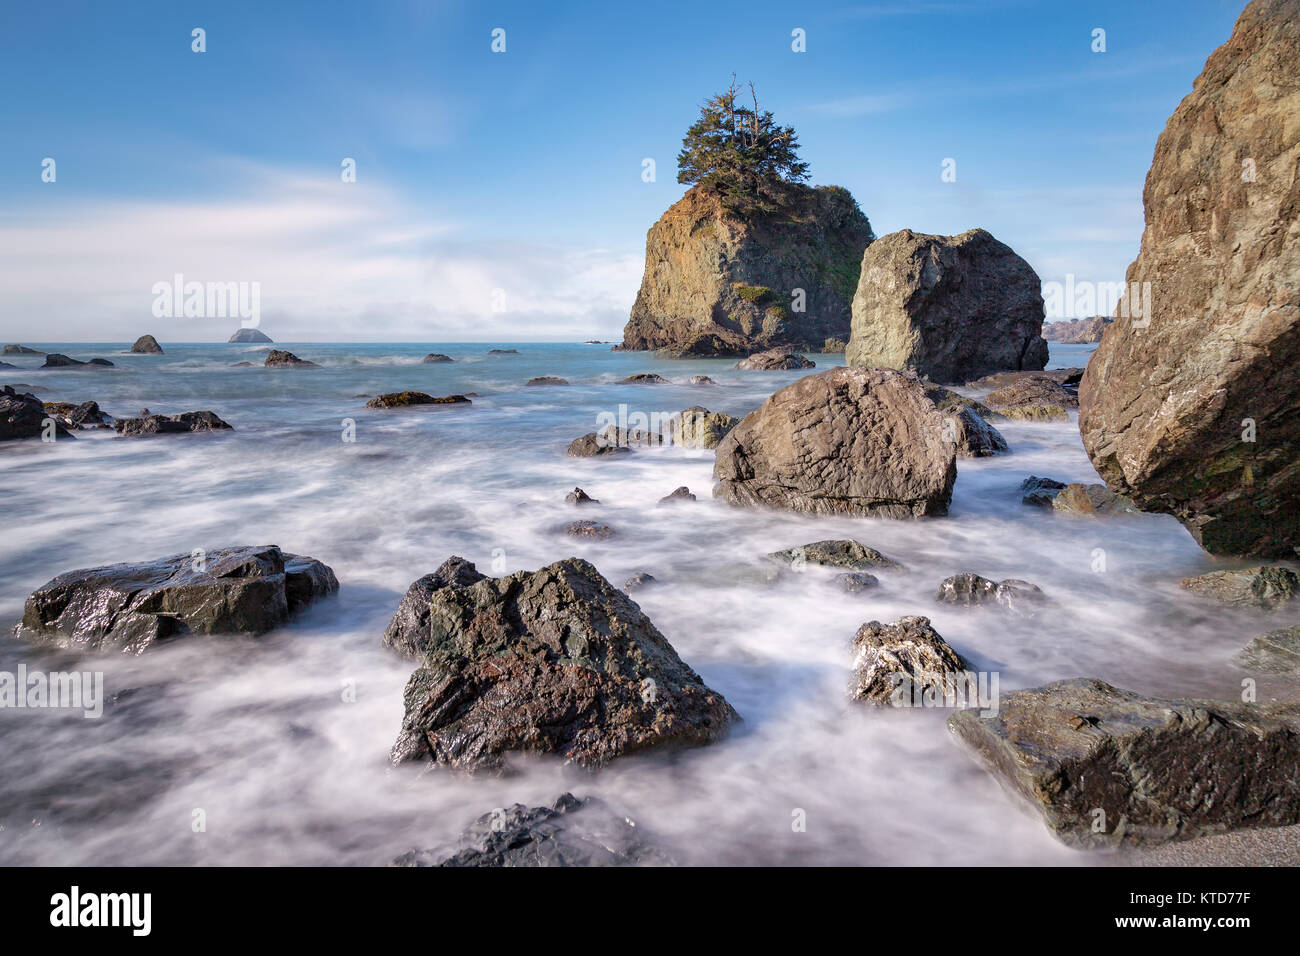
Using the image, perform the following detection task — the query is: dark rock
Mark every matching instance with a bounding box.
[618,373,669,384]
[941,406,1009,458]
[14,545,338,653]
[566,432,631,458]
[2,345,44,355]
[1236,626,1300,673]
[566,487,599,506]
[1,385,70,440]
[43,400,111,430]
[41,353,115,369]
[847,228,1047,383]
[487,349,518,354]
[129,335,163,354]
[264,349,319,368]
[1179,566,1299,609]
[381,556,488,660]
[948,677,1300,847]
[228,328,273,343]
[1051,483,1139,516]
[114,410,232,437]
[657,486,695,505]
[936,572,1046,611]
[734,347,815,371]
[766,539,901,571]
[1077,0,1300,559]
[838,571,879,593]
[566,520,615,540]
[966,368,1083,389]
[389,557,740,772]
[713,366,957,517]
[526,376,569,386]
[364,391,470,409]
[395,793,671,867]
[421,353,453,363]
[1021,475,1067,508]
[851,616,968,705]
[623,572,657,591]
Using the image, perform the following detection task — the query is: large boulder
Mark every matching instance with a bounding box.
[712,366,956,518]
[622,184,874,356]
[949,678,1300,847]
[14,545,338,653]
[1077,0,1300,559]
[129,335,163,354]
[846,228,1048,383]
[388,557,739,772]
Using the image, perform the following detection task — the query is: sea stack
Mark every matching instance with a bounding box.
[129,334,163,354]
[1078,0,1300,558]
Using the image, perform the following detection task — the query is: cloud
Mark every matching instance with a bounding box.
[0,166,642,342]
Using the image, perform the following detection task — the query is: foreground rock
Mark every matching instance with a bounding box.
[767,539,900,571]
[1179,566,1298,609]
[734,348,814,371]
[984,376,1076,421]
[1,386,72,440]
[936,573,1045,612]
[1050,483,1138,516]
[41,353,115,369]
[114,410,232,437]
[364,391,470,409]
[949,678,1300,847]
[1078,0,1300,559]
[713,367,956,517]
[389,557,739,772]
[851,616,968,705]
[264,349,318,368]
[846,228,1048,383]
[15,545,338,653]
[228,328,272,343]
[1042,316,1112,344]
[1236,626,1300,673]
[129,335,163,354]
[394,793,671,867]
[622,184,874,356]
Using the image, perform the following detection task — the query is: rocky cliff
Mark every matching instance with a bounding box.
[622,185,874,356]
[1043,316,1112,343]
[1079,0,1300,558]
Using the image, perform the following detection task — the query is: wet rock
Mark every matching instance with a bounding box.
[984,376,1076,422]
[851,616,968,705]
[389,556,740,772]
[936,572,1046,611]
[713,366,957,518]
[526,376,569,386]
[657,486,696,505]
[114,411,233,436]
[1,385,71,440]
[395,793,672,867]
[14,545,339,653]
[566,487,599,506]
[948,677,1300,847]
[599,424,665,449]
[566,432,630,458]
[847,228,1048,383]
[382,556,488,660]
[566,520,615,540]
[2,345,43,355]
[941,406,1009,458]
[689,375,715,385]
[623,572,657,591]
[1078,0,1300,559]
[364,391,470,409]
[1020,475,1067,508]
[922,383,1003,421]
[43,400,112,430]
[41,353,115,369]
[421,353,453,363]
[1050,483,1138,516]
[673,406,739,449]
[967,368,1083,389]
[228,328,272,343]
[734,347,815,371]
[1179,566,1299,609]
[129,335,163,354]
[487,349,518,354]
[264,350,319,368]
[618,373,669,384]
[1236,626,1300,673]
[766,539,901,571]
[838,571,879,593]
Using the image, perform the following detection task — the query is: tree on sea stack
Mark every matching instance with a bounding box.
[677,77,809,215]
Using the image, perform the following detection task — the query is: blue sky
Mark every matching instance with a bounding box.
[0,0,1248,341]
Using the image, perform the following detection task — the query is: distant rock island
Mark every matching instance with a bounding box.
[1043,316,1112,343]
[228,328,273,343]
[130,334,163,354]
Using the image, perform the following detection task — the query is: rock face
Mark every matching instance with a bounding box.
[1077,0,1300,559]
[846,228,1048,383]
[389,557,739,772]
[264,350,318,367]
[1179,565,1298,608]
[364,391,470,409]
[657,486,696,505]
[382,556,488,660]
[734,348,815,371]
[851,616,968,705]
[15,545,338,653]
[129,335,163,354]
[395,793,671,867]
[1,386,68,441]
[114,411,232,436]
[713,367,957,518]
[948,678,1300,847]
[228,328,272,343]
[622,184,874,356]
[1043,316,1112,343]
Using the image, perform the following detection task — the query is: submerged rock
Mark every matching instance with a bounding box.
[389,556,739,772]
[851,616,968,706]
[394,793,672,867]
[1179,566,1298,609]
[624,572,657,591]
[1077,0,1300,559]
[1236,626,1300,673]
[264,349,318,368]
[228,328,273,343]
[967,368,1083,389]
[713,367,956,518]
[41,353,115,369]
[565,487,599,506]
[421,353,453,363]
[766,539,901,571]
[566,520,615,540]
[566,432,630,458]
[618,373,669,385]
[129,335,163,354]
[487,349,518,354]
[14,545,338,653]
[364,391,470,409]
[948,677,1300,847]
[1020,475,1067,508]
[526,376,569,386]
[936,573,1046,612]
[658,486,696,505]
[1050,483,1138,516]
[734,348,815,371]
[114,410,232,437]
[689,375,716,385]
[838,571,879,593]
[847,228,1048,383]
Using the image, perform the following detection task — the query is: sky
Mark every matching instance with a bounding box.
[0,0,1250,342]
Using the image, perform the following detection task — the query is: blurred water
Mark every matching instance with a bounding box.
[0,340,1289,865]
